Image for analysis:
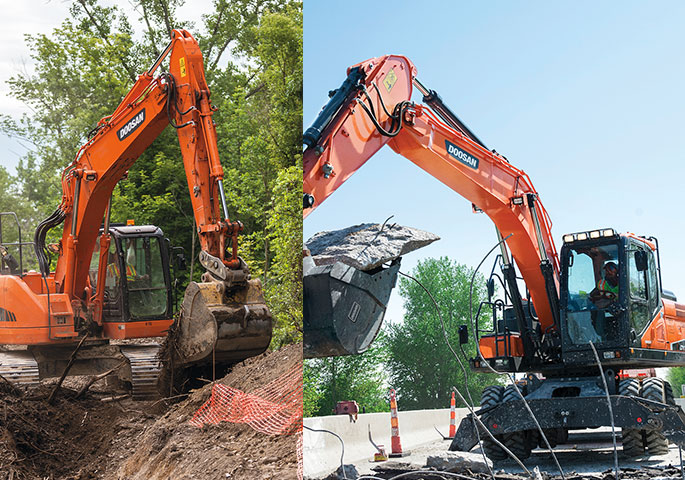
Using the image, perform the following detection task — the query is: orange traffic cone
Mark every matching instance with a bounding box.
[448,391,456,438]
[388,388,410,457]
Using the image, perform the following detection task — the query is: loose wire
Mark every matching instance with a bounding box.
[303,425,347,480]
[398,269,498,479]
[588,341,620,480]
[467,235,566,480]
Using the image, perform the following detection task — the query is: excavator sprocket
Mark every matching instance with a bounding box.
[171,280,272,367]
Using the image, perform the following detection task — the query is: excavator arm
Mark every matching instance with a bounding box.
[16,30,271,373]
[47,30,244,311]
[304,55,560,355]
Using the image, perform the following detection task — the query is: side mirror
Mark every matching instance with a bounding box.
[458,325,469,345]
[487,279,495,299]
[175,253,187,271]
[171,246,187,271]
[635,250,648,272]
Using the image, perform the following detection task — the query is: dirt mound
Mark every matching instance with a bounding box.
[117,342,302,479]
[0,343,302,480]
[0,380,151,480]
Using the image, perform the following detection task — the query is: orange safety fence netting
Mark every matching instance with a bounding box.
[189,364,303,478]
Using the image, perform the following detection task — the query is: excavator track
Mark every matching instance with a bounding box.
[0,350,40,387]
[120,344,161,400]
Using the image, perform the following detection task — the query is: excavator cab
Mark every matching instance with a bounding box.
[89,225,175,339]
[559,228,662,367]
[90,225,173,322]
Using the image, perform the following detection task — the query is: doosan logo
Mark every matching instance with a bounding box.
[445,140,479,169]
[117,109,146,141]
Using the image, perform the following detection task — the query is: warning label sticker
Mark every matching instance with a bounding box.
[180,57,187,77]
[383,68,398,92]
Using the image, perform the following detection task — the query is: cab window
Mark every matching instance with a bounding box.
[565,244,621,345]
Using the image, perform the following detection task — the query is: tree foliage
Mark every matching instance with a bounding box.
[385,257,500,410]
[667,368,685,399]
[0,0,302,347]
[304,331,389,417]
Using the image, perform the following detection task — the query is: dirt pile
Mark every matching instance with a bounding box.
[116,342,302,479]
[0,379,151,480]
[0,343,302,480]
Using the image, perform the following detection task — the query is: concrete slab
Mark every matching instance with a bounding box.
[306,223,439,271]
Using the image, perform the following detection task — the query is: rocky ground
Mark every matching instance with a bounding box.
[0,343,302,480]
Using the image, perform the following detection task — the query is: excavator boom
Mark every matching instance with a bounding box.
[0,30,272,397]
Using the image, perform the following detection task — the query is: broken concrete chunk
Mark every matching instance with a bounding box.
[306,223,439,271]
[426,451,493,474]
[315,464,359,480]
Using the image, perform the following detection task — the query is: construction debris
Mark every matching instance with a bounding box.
[0,343,301,480]
[306,223,439,271]
[425,451,493,473]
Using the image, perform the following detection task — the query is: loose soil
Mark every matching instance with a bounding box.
[0,343,302,480]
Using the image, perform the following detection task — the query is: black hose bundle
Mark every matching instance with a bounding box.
[33,207,66,277]
[160,72,195,129]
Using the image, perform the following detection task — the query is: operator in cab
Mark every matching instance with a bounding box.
[590,261,619,309]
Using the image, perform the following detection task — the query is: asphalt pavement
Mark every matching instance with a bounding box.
[353,429,685,477]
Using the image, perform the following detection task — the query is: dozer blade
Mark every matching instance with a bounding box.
[172,280,272,367]
[303,259,400,358]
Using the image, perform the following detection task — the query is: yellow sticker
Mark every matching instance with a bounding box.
[180,57,187,78]
[383,68,398,92]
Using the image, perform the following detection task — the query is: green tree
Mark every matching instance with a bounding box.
[667,368,685,399]
[0,0,302,347]
[304,331,389,416]
[385,257,499,410]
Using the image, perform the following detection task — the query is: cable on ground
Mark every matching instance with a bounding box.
[588,341,620,480]
[467,235,565,480]
[358,471,483,480]
[398,271,503,479]
[303,425,347,480]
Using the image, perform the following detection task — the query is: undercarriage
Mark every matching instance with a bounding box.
[451,375,685,461]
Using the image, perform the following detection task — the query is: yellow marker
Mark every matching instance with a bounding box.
[383,68,397,92]
[180,57,187,78]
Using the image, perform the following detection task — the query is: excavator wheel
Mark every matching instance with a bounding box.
[479,385,507,461]
[665,381,675,405]
[619,377,644,457]
[500,385,531,460]
[640,378,670,455]
[538,428,560,449]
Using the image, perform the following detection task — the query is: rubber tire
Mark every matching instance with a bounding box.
[641,378,670,455]
[500,385,531,460]
[538,428,559,448]
[480,385,507,461]
[619,378,644,457]
[665,381,675,405]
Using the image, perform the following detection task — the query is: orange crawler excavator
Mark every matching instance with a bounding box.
[303,55,685,458]
[0,30,271,399]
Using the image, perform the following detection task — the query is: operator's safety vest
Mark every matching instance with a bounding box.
[107,262,137,282]
[598,278,618,295]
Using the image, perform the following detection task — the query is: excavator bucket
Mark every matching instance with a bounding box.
[303,259,400,358]
[303,223,439,358]
[172,280,272,366]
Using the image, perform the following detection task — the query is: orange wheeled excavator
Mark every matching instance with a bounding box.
[0,30,272,399]
[303,54,685,458]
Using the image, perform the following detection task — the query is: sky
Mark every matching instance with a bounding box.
[303,0,685,326]
[0,0,214,174]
